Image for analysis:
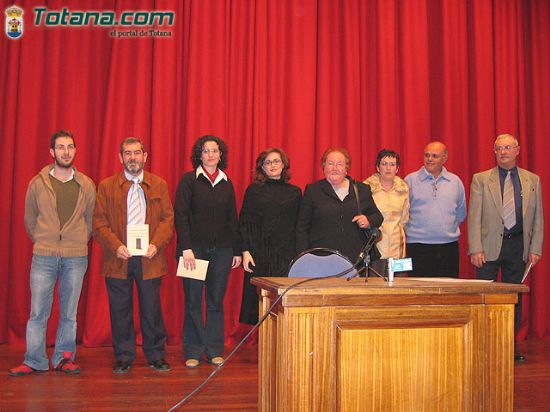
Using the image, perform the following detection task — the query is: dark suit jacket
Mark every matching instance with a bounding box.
[468,167,544,261]
[296,177,383,262]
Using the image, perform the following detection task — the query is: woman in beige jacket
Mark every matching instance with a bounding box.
[364,149,409,276]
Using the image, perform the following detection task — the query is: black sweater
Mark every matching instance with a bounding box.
[295,177,383,262]
[239,179,302,275]
[174,171,241,256]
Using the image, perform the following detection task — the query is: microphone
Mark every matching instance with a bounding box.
[347,227,382,281]
[357,227,381,261]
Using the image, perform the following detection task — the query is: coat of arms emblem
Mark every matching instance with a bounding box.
[5,5,24,39]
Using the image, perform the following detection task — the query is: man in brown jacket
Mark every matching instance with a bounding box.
[93,137,174,373]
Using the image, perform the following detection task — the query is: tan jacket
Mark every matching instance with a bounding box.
[468,167,543,262]
[93,171,174,279]
[25,165,96,256]
[364,174,409,259]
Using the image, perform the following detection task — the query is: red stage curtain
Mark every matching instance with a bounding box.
[1,0,549,347]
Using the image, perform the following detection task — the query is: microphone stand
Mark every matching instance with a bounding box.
[347,228,385,283]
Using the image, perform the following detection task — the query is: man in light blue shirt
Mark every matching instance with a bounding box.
[405,141,466,277]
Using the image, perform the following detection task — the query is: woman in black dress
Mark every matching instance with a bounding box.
[239,148,302,324]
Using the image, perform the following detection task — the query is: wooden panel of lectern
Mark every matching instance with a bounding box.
[251,277,527,411]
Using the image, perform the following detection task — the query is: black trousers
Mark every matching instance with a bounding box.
[105,257,167,363]
[406,241,459,278]
[476,235,525,334]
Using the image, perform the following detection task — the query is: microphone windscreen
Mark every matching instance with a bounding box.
[367,227,381,240]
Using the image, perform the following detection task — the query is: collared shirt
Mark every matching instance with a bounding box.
[124,170,146,224]
[405,166,467,244]
[196,165,228,187]
[498,166,523,234]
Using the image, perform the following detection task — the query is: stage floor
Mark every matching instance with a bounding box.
[1,339,549,411]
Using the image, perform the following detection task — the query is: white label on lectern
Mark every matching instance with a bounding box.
[390,257,413,272]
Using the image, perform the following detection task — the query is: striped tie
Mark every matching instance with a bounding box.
[502,171,516,230]
[127,180,142,225]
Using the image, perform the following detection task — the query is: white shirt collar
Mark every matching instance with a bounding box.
[124,170,144,183]
[196,165,228,186]
[49,167,75,183]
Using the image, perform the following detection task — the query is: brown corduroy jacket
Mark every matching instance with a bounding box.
[25,165,96,257]
[93,171,174,279]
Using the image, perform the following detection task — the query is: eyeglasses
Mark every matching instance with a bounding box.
[202,149,220,155]
[123,150,143,157]
[55,144,75,151]
[263,159,282,167]
[494,145,518,152]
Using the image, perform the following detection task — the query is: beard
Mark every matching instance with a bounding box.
[124,159,144,175]
[54,153,74,168]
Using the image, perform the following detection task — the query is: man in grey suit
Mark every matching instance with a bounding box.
[468,133,544,362]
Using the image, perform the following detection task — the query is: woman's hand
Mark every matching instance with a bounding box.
[182,249,196,270]
[242,251,255,273]
[352,214,370,229]
[232,255,243,269]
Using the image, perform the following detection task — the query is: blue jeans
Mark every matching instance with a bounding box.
[182,247,233,360]
[24,255,88,370]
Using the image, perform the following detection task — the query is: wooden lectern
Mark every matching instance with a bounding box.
[251,277,527,411]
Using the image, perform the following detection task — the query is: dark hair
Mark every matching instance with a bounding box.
[375,149,400,168]
[50,130,74,149]
[191,135,228,170]
[254,147,291,183]
[120,137,146,155]
[321,147,351,171]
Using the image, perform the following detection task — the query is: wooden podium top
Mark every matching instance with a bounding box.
[251,277,528,307]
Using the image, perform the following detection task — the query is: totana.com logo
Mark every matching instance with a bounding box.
[5,5,24,39]
[4,5,175,40]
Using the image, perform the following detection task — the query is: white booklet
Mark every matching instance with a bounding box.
[127,224,149,256]
[177,257,209,281]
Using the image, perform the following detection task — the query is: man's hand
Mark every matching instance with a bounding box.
[470,252,485,268]
[116,245,132,260]
[145,244,158,259]
[529,253,541,266]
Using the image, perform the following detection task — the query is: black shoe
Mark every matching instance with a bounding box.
[112,360,131,374]
[147,358,171,372]
[514,352,526,362]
